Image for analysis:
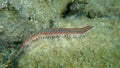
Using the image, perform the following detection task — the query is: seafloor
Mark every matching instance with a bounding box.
[0,0,120,68]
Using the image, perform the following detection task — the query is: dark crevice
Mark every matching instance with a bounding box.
[86,12,93,19]
[13,41,23,45]
[49,20,54,28]
[61,2,73,18]
[61,1,88,18]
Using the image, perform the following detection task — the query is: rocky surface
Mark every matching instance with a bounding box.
[0,0,120,68]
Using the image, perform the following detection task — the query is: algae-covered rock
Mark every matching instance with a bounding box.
[0,0,120,68]
[0,0,73,67]
[0,0,120,42]
[17,17,120,68]
[0,0,73,41]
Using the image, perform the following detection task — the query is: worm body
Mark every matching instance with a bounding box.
[20,25,93,52]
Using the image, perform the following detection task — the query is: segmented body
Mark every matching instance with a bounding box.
[20,25,93,52]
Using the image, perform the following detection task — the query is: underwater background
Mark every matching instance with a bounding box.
[0,0,120,68]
